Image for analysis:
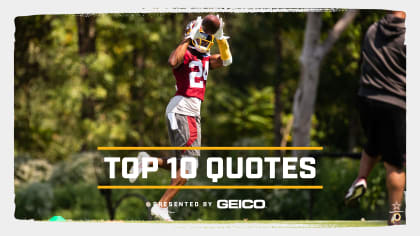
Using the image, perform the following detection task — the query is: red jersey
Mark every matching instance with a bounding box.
[173,48,210,101]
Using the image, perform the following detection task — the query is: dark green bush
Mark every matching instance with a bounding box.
[15,182,54,220]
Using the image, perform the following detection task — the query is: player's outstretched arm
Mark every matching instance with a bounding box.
[168,38,191,69]
[214,15,232,67]
[209,54,223,69]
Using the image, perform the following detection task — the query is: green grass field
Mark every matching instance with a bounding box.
[87,220,394,227]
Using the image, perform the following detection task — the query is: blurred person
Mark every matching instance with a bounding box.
[345,11,406,225]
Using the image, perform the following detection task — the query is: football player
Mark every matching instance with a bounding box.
[129,15,232,221]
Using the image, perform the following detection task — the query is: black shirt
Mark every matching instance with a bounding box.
[358,14,406,109]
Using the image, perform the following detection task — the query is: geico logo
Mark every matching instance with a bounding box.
[217,199,265,209]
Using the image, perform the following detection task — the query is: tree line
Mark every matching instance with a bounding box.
[14,11,390,220]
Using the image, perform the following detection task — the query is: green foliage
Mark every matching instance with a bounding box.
[49,152,99,186]
[15,182,54,220]
[315,10,386,152]
[52,182,109,220]
[204,85,274,146]
[313,157,387,220]
[14,155,53,186]
[14,11,392,221]
[114,197,148,220]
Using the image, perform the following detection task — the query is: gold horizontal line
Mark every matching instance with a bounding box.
[97,146,323,151]
[97,185,324,190]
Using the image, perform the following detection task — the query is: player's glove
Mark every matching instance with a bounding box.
[214,15,229,40]
[188,16,203,40]
[214,15,232,66]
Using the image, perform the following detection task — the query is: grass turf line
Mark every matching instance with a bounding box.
[66,220,392,227]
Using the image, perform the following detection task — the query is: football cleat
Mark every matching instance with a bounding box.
[151,205,173,221]
[345,177,367,204]
[128,151,150,183]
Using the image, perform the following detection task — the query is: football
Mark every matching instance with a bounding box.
[202,14,220,35]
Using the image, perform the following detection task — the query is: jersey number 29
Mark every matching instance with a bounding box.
[189,60,209,88]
